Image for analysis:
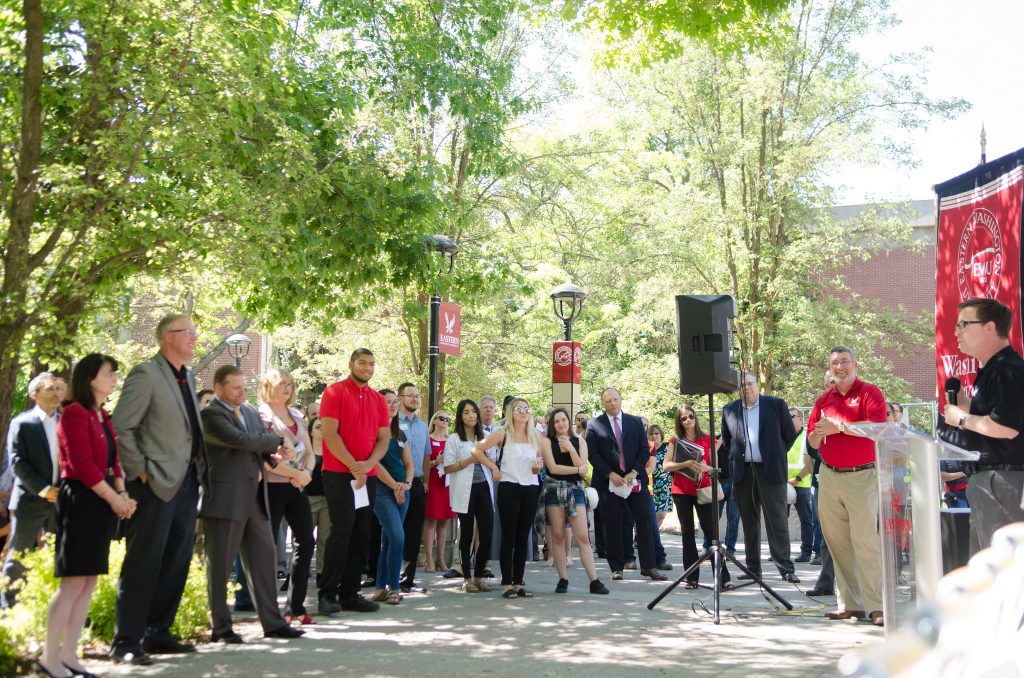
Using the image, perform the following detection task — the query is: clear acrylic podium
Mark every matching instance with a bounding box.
[848,423,979,635]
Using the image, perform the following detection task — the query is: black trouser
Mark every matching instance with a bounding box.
[401,477,426,587]
[320,472,377,600]
[367,514,381,579]
[113,467,199,650]
[458,481,493,579]
[593,496,607,555]
[673,494,731,585]
[267,483,314,616]
[735,463,795,575]
[597,484,656,573]
[496,483,541,586]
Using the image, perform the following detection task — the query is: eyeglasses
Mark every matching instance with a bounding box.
[402,393,421,399]
[679,414,695,421]
[514,406,532,414]
[955,319,986,331]
[436,416,449,422]
[830,359,853,368]
[166,329,198,337]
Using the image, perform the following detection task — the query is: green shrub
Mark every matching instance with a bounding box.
[0,535,209,672]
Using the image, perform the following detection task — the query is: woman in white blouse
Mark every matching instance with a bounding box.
[473,397,544,599]
[443,399,499,593]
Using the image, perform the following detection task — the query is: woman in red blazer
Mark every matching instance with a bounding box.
[39,354,136,678]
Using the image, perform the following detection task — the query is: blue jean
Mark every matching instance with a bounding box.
[373,487,409,592]
[705,480,740,551]
[812,486,824,555]
[791,486,814,556]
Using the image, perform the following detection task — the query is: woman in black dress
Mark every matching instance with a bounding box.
[40,354,136,677]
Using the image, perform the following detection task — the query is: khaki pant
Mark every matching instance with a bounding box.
[819,465,883,613]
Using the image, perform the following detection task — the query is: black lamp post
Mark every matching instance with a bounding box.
[550,283,587,341]
[425,235,458,418]
[225,333,252,368]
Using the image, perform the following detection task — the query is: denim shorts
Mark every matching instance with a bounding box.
[544,485,585,508]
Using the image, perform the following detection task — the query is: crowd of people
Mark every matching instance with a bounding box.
[1,296,1023,675]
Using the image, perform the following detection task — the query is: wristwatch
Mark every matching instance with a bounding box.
[838,422,846,434]
[958,415,966,429]
[795,475,804,483]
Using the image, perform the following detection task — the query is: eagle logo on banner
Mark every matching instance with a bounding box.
[444,312,456,335]
[957,207,1003,300]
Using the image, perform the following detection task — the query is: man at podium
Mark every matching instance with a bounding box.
[942,298,1024,554]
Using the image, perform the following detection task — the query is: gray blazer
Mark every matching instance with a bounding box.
[113,353,205,502]
[199,400,280,521]
[7,409,56,512]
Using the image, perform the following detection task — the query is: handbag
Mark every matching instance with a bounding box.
[696,482,713,505]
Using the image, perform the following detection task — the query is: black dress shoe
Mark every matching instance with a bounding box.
[234,601,256,612]
[795,554,812,563]
[109,647,153,665]
[143,637,196,654]
[781,572,801,584]
[656,561,673,571]
[806,587,835,597]
[340,595,380,612]
[641,568,668,581]
[442,569,463,579]
[318,596,342,614]
[212,630,245,644]
[264,625,305,639]
[400,585,426,594]
[482,568,494,578]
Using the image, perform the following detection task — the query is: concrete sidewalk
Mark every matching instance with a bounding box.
[80,538,880,677]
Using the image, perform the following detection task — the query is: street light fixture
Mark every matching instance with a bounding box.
[424,234,459,417]
[550,282,587,342]
[225,333,252,368]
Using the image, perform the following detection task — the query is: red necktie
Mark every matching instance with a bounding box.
[613,416,625,472]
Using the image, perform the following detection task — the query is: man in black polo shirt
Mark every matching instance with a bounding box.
[943,297,1024,554]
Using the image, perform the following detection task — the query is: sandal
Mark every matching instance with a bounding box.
[463,581,481,593]
[385,592,402,605]
[722,581,736,591]
[502,588,518,599]
[474,579,493,592]
[371,589,391,602]
[516,588,534,598]
[683,582,698,590]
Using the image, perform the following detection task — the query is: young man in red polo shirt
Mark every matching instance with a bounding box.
[806,345,887,627]
[317,348,391,614]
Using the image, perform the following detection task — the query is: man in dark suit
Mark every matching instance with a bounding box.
[110,314,208,665]
[200,365,303,643]
[721,371,799,583]
[1,372,61,607]
[585,388,666,582]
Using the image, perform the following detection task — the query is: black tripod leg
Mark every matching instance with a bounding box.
[723,551,793,610]
[646,551,710,610]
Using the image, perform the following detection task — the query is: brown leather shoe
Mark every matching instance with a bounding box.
[641,568,668,581]
[825,609,865,620]
[869,611,884,627]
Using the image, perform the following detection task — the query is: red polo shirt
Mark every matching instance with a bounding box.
[806,378,887,468]
[319,377,390,475]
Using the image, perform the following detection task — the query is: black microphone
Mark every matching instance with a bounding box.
[945,377,961,406]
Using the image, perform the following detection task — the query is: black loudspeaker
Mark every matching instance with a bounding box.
[675,295,739,394]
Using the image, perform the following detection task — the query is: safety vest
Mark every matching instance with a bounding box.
[787,430,811,489]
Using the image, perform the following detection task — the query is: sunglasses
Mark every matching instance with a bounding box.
[679,414,695,421]
[436,416,449,423]
[514,406,532,414]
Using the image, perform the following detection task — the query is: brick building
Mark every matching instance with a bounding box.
[831,199,936,400]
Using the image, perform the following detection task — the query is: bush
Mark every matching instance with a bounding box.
[0,535,209,673]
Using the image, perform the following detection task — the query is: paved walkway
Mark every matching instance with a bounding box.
[80,538,881,677]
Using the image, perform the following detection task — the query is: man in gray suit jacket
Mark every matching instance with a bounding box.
[1,373,61,607]
[110,314,208,665]
[200,365,303,642]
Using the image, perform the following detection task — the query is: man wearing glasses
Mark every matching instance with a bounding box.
[396,382,430,593]
[721,372,800,585]
[111,314,208,663]
[807,346,887,627]
[942,297,1024,553]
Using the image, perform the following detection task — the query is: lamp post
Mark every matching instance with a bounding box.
[425,235,458,417]
[225,333,252,368]
[550,283,586,420]
[550,283,587,341]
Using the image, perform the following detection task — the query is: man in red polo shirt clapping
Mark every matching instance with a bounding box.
[317,348,391,615]
[806,346,888,627]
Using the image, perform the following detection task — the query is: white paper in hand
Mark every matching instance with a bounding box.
[351,479,369,509]
[610,479,636,499]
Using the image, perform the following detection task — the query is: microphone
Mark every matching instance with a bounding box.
[945,377,961,406]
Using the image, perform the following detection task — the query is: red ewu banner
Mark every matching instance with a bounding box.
[439,302,461,357]
[935,156,1024,404]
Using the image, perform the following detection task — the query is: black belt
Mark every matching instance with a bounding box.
[967,463,1024,473]
[823,461,875,473]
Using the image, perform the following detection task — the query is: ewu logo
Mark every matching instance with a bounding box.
[573,346,582,366]
[957,207,1003,300]
[553,345,573,367]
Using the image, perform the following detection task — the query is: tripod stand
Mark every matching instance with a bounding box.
[647,392,792,623]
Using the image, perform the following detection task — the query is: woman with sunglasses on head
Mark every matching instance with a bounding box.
[444,399,499,593]
[423,410,455,573]
[541,407,609,595]
[474,398,544,599]
[663,404,733,590]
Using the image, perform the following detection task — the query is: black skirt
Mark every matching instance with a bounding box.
[55,478,117,577]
